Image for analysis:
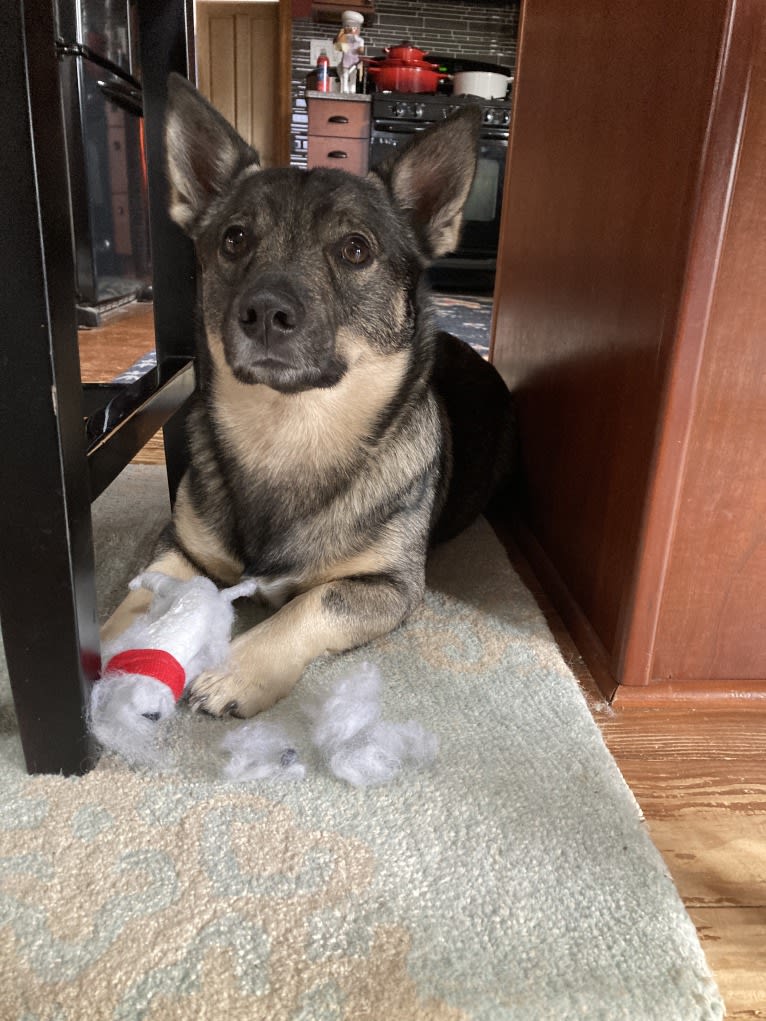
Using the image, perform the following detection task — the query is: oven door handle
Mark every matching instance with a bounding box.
[56,41,141,91]
[371,122,428,134]
[97,79,144,117]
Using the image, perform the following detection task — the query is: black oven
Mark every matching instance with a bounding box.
[54,0,152,325]
[369,94,511,290]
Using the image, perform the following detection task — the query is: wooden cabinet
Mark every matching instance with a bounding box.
[491,0,766,704]
[307,95,371,176]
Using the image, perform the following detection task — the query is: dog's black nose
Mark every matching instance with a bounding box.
[237,283,302,344]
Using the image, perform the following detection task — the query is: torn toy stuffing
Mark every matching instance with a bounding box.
[306,662,439,787]
[220,662,438,787]
[221,720,306,782]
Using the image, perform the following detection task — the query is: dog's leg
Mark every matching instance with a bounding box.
[187,574,421,718]
[100,549,198,645]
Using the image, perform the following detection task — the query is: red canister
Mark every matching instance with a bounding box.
[316,50,331,92]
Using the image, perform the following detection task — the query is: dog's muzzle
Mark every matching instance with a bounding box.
[224,273,346,392]
[237,276,305,349]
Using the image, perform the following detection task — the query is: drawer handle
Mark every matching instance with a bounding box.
[328,150,348,159]
[328,115,349,124]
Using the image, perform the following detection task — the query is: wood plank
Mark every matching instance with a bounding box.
[614,680,766,707]
[690,907,766,1019]
[275,0,293,166]
[641,807,766,908]
[247,6,278,166]
[617,760,766,816]
[649,2,766,683]
[597,709,766,761]
[491,0,729,670]
[196,2,283,169]
[77,303,154,382]
[131,431,166,467]
[235,14,252,144]
[209,16,236,126]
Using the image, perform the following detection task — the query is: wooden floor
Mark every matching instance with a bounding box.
[79,302,166,466]
[80,303,765,1018]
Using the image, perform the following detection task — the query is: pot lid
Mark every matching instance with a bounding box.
[425,53,512,76]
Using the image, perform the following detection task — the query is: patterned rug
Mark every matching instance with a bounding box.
[0,468,723,1020]
[431,292,493,358]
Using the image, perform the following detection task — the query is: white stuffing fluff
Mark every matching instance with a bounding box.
[327,718,439,788]
[308,662,439,787]
[89,673,176,767]
[221,721,306,782]
[220,662,438,788]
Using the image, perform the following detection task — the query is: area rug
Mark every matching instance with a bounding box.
[0,467,723,1020]
[431,292,493,358]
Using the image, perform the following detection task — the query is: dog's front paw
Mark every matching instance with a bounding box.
[187,667,288,719]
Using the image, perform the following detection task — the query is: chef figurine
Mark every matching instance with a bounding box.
[335,11,365,94]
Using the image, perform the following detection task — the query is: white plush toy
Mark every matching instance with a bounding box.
[90,572,260,765]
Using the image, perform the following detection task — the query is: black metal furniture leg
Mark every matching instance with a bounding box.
[138,0,198,504]
[0,0,198,775]
[0,1,99,775]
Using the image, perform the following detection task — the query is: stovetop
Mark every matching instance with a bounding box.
[371,92,511,128]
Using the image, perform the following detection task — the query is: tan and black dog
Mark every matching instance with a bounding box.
[103,74,515,718]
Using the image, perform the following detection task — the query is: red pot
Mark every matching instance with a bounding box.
[383,42,430,63]
[374,57,440,71]
[366,63,447,93]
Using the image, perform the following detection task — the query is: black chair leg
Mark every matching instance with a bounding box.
[0,0,197,774]
[138,0,198,504]
[0,0,99,775]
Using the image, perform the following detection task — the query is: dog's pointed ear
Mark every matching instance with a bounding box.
[165,73,260,233]
[372,106,482,260]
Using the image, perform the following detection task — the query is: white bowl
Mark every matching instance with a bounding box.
[452,71,510,100]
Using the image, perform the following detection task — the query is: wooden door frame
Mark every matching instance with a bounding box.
[195,0,292,166]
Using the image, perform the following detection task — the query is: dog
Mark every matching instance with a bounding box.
[102,73,515,719]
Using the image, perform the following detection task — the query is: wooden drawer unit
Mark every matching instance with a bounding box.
[307,96,371,175]
[308,98,370,138]
[307,135,369,175]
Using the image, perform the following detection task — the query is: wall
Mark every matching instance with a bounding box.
[290,0,519,165]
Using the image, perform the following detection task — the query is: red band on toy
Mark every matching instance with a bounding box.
[103,649,186,701]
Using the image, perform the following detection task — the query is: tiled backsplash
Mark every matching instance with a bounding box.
[291,1,519,166]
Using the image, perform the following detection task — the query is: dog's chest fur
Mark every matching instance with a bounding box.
[182,338,441,580]
[210,331,410,480]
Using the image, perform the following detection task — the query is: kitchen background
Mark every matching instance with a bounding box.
[290,0,519,166]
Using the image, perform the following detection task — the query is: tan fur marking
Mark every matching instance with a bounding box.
[314,546,391,587]
[172,477,244,584]
[209,332,409,479]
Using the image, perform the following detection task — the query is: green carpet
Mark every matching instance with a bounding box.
[0,466,723,1020]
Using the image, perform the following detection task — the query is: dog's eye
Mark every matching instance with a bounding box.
[221,225,249,260]
[339,234,372,267]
